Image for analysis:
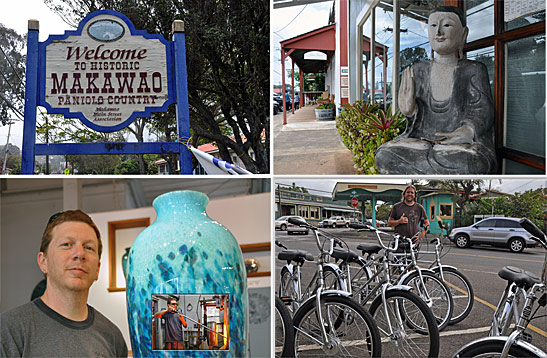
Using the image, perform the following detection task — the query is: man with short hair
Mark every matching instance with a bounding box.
[154,298,187,350]
[388,185,430,243]
[1,210,128,357]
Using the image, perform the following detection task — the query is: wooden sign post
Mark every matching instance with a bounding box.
[21,10,193,174]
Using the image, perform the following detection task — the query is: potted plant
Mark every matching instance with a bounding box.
[315,102,335,120]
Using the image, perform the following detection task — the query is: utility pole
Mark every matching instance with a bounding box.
[1,120,13,174]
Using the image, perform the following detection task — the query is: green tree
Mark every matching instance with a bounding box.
[114,158,140,175]
[399,47,428,72]
[376,203,392,221]
[45,0,269,173]
[464,188,546,230]
[0,24,25,126]
[426,179,484,215]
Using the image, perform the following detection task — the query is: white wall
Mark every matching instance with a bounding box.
[1,189,270,353]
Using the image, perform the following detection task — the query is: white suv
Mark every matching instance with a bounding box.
[321,216,349,228]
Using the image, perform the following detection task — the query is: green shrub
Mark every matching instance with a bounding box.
[336,101,405,174]
[316,102,335,109]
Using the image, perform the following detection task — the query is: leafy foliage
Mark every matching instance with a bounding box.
[0,24,26,125]
[462,188,547,230]
[44,0,269,173]
[316,102,334,109]
[336,101,405,174]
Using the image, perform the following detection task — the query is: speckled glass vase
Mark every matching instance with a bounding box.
[125,190,248,357]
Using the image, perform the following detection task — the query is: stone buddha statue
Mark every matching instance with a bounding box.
[375,6,497,174]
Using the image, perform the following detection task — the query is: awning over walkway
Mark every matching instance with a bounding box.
[281,24,336,73]
[332,182,408,226]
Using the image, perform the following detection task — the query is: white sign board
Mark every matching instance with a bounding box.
[504,0,545,22]
[42,13,172,132]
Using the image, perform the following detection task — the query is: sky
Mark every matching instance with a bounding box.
[0,0,71,149]
[272,2,333,87]
[274,178,547,198]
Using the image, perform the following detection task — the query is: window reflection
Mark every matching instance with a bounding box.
[504,35,546,157]
[466,0,494,42]
[466,46,494,98]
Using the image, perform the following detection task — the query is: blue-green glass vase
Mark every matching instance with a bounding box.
[125,190,248,357]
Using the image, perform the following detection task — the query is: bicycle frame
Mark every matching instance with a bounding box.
[279,223,354,348]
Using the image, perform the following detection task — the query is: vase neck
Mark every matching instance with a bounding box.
[153,191,209,219]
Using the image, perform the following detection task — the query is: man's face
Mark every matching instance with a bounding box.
[168,301,178,312]
[404,188,416,204]
[38,221,101,293]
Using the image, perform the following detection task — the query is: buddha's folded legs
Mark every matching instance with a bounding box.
[375,138,496,174]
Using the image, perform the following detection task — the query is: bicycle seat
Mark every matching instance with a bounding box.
[277,250,314,262]
[331,248,360,263]
[356,243,382,255]
[498,266,541,290]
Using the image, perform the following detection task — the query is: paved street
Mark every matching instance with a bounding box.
[274,227,547,357]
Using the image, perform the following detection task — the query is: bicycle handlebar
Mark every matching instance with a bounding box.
[287,216,346,256]
[519,218,547,250]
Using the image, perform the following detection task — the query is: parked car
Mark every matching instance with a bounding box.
[275,216,292,231]
[448,217,539,253]
[276,215,308,235]
[321,216,349,228]
[273,101,282,115]
[348,218,371,230]
[287,217,309,235]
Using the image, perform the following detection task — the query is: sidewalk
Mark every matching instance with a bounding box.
[273,105,358,174]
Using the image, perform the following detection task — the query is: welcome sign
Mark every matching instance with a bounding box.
[22,10,192,174]
[39,12,173,132]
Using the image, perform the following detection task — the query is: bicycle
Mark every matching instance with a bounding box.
[275,296,295,358]
[322,225,441,357]
[277,239,345,314]
[328,225,453,332]
[453,217,547,358]
[276,217,382,357]
[415,222,474,325]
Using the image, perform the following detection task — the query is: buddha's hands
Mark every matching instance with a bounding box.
[398,67,417,116]
[436,125,474,145]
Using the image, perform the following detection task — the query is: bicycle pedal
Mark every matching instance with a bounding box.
[280,297,293,305]
[520,332,532,343]
[538,293,547,307]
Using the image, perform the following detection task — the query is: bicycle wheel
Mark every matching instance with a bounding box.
[369,289,440,358]
[401,270,453,331]
[322,265,343,291]
[455,338,543,357]
[293,295,381,357]
[275,296,295,358]
[434,267,474,325]
[279,267,299,314]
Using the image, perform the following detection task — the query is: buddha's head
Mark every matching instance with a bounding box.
[428,6,468,58]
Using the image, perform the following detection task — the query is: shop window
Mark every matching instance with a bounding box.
[504,35,545,158]
[466,0,494,42]
[505,4,545,31]
[298,206,309,218]
[504,159,545,174]
[466,46,494,98]
[310,207,320,220]
[440,203,452,217]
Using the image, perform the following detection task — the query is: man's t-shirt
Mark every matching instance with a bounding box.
[1,298,127,357]
[162,311,184,342]
[389,201,427,239]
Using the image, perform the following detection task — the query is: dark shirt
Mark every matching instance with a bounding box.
[162,311,184,342]
[1,298,127,357]
[389,201,427,239]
